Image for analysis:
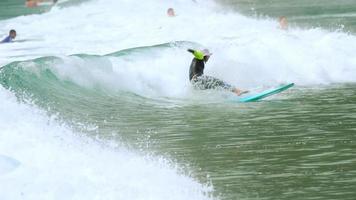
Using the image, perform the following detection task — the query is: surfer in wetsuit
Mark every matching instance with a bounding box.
[1,30,16,43]
[187,48,247,95]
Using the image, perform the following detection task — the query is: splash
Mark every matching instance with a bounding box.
[0,86,214,200]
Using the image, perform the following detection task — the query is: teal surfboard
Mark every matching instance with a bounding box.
[239,83,294,102]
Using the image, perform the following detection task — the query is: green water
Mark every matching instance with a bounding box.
[0,0,51,20]
[0,0,87,20]
[1,0,356,199]
[1,58,356,200]
[217,0,356,33]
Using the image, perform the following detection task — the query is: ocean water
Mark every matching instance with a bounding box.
[217,0,356,33]
[0,0,356,200]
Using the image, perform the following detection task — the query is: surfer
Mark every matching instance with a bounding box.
[187,49,248,96]
[1,30,16,43]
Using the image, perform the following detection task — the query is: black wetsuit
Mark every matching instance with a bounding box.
[189,57,205,81]
[188,49,233,91]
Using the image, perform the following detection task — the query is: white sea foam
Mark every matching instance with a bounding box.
[0,87,213,200]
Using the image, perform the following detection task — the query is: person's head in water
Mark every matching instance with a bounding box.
[279,16,288,30]
[26,0,57,7]
[9,30,16,39]
[1,29,16,43]
[26,0,37,7]
[167,8,175,17]
[202,49,212,62]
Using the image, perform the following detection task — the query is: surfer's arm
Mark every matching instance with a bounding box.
[187,49,194,54]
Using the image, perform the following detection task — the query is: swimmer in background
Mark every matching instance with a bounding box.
[167,8,176,17]
[25,0,58,8]
[279,16,288,30]
[1,30,16,43]
[25,0,37,7]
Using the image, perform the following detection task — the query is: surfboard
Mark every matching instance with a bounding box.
[239,83,294,102]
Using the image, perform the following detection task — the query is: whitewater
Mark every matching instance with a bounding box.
[0,86,213,200]
[1,0,356,199]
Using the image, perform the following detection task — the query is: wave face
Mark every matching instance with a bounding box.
[1,38,356,103]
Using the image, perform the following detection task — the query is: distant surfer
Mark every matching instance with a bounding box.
[1,30,16,43]
[187,49,248,96]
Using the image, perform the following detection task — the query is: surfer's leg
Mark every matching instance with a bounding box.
[191,75,248,95]
[191,75,213,90]
[204,76,233,90]
[203,76,248,95]
[192,75,226,89]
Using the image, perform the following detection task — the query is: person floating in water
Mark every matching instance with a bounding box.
[187,49,248,96]
[25,0,57,8]
[1,30,16,43]
[278,16,288,30]
[167,8,175,17]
